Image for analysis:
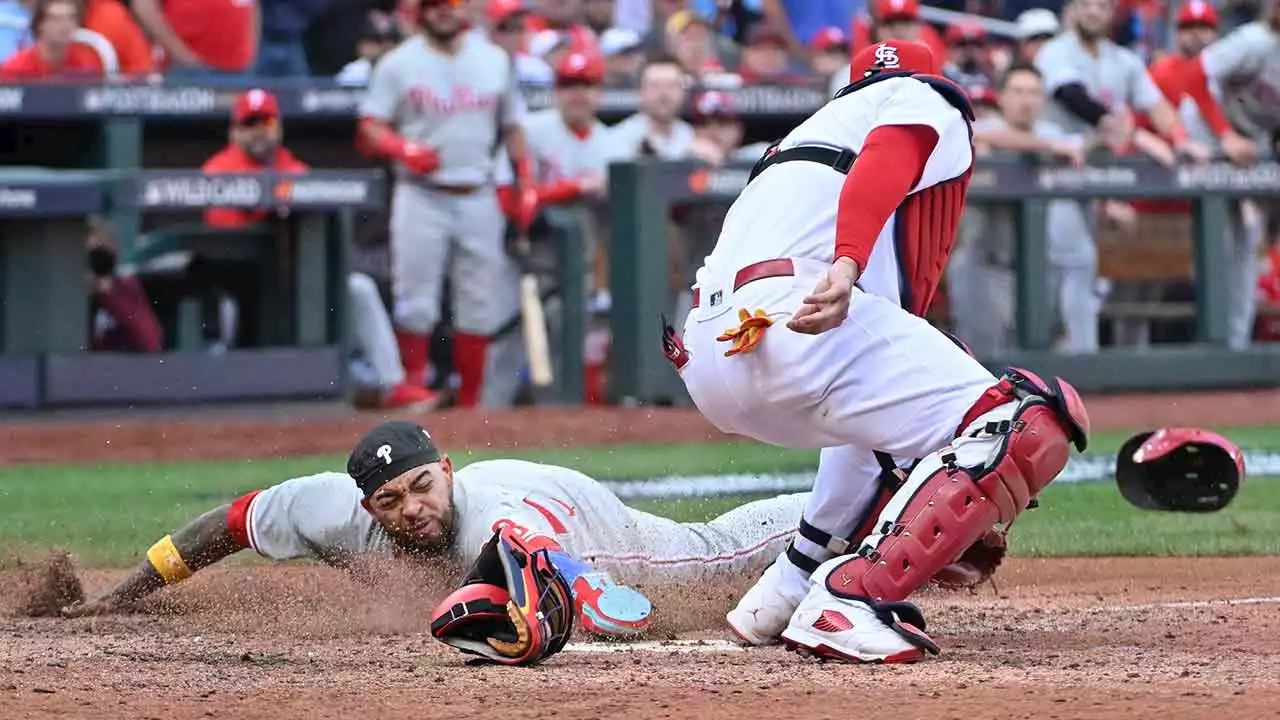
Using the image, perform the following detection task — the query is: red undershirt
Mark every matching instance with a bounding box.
[834,124,940,267]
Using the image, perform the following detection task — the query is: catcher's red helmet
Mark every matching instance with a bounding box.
[1115,428,1245,512]
[849,39,939,82]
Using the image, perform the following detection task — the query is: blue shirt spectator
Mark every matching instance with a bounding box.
[776,0,864,46]
[0,0,32,63]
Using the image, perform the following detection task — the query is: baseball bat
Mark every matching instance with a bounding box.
[517,233,554,388]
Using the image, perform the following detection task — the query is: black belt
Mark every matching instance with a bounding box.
[747,144,858,184]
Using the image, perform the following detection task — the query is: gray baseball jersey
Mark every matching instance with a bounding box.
[524,109,627,182]
[1198,21,1280,136]
[243,461,806,584]
[1035,32,1164,136]
[610,113,696,159]
[360,32,524,185]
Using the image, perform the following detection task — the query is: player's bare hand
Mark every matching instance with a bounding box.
[577,172,607,199]
[60,596,119,619]
[1175,138,1212,165]
[1101,200,1138,234]
[787,257,859,335]
[1221,131,1259,167]
[1049,140,1085,168]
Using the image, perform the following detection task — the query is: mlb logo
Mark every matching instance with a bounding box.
[710,291,723,307]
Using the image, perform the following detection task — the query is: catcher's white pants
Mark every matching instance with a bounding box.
[678,261,997,564]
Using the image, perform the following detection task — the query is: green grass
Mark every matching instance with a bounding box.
[2,424,1278,566]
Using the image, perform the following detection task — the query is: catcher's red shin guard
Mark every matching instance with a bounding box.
[828,368,1090,604]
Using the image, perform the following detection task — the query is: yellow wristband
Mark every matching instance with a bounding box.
[146,535,193,585]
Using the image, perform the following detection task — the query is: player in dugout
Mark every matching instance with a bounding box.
[202,89,437,409]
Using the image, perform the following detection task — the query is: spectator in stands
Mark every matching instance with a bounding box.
[757,0,857,53]
[1013,8,1060,62]
[664,8,732,78]
[735,18,809,83]
[808,25,850,79]
[968,84,1000,121]
[0,0,103,79]
[83,0,153,76]
[527,0,595,48]
[639,0,689,53]
[949,64,1102,356]
[583,0,613,35]
[943,21,996,89]
[0,0,33,63]
[610,53,694,159]
[686,89,772,166]
[484,0,554,84]
[688,0,764,46]
[87,217,163,354]
[131,0,256,76]
[255,0,329,76]
[336,13,400,86]
[600,26,642,84]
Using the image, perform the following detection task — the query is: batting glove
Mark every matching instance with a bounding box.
[400,143,441,175]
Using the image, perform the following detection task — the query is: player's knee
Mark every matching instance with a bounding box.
[393,299,439,335]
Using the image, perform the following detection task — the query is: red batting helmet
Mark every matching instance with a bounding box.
[555,49,605,84]
[1115,428,1245,512]
[849,39,939,82]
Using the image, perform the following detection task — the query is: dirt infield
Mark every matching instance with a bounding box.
[2,557,1278,719]
[4,387,1280,465]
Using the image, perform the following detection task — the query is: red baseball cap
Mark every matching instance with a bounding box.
[486,0,524,24]
[849,39,938,82]
[1177,0,1219,27]
[946,21,987,44]
[967,84,998,107]
[875,0,920,22]
[555,49,605,83]
[232,89,279,122]
[811,26,850,53]
[691,90,737,122]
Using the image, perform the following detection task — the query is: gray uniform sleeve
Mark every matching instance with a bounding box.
[1124,50,1165,112]
[1200,23,1269,84]
[247,473,371,561]
[499,61,525,127]
[358,52,401,121]
[1034,39,1083,94]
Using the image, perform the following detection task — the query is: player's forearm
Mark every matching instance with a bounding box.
[1146,99,1190,146]
[1053,83,1110,127]
[130,0,198,64]
[1183,58,1233,137]
[357,117,409,160]
[85,505,243,609]
[503,124,532,185]
[833,124,938,268]
[972,128,1059,155]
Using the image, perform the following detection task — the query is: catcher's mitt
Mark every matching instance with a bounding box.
[932,529,1007,590]
[429,528,576,666]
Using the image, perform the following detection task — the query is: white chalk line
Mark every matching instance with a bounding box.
[563,639,746,654]
[1088,595,1280,613]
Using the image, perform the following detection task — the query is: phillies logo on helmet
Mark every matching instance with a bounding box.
[873,43,901,68]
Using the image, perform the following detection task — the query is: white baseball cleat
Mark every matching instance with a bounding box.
[780,556,940,664]
[725,551,813,646]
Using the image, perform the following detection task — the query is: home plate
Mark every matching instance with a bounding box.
[563,639,746,654]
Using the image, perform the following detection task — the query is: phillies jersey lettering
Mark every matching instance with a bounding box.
[360,33,523,185]
[699,75,973,313]
[242,460,806,584]
[1199,21,1280,135]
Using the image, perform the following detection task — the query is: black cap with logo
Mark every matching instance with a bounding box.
[347,421,443,498]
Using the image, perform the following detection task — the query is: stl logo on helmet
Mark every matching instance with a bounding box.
[377,444,393,465]
[874,43,901,69]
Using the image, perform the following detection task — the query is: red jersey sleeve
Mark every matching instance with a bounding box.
[833,124,940,268]
[1182,55,1233,138]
